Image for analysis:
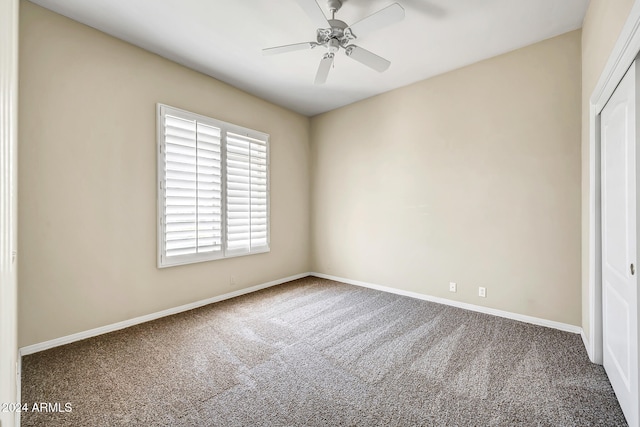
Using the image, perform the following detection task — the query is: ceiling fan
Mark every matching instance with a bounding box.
[263,0,405,84]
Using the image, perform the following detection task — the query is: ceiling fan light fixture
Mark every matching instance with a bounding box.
[327,38,340,53]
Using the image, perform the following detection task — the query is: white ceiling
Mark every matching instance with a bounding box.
[29,0,589,116]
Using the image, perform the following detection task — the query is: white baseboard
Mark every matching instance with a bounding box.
[20,271,584,358]
[310,272,583,335]
[19,272,309,356]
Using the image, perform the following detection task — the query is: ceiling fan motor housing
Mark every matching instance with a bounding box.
[316,19,353,49]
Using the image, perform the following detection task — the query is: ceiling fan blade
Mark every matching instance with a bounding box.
[346,3,405,39]
[296,0,330,29]
[263,42,315,56]
[315,54,334,85]
[345,45,390,72]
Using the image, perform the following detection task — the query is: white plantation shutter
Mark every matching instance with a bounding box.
[158,105,269,267]
[226,132,269,254]
[195,123,223,253]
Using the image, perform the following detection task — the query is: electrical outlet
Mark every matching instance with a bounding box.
[478,287,486,298]
[230,276,236,287]
[449,282,457,293]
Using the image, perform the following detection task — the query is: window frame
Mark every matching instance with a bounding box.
[157,104,270,268]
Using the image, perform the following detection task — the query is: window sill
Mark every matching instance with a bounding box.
[158,247,270,269]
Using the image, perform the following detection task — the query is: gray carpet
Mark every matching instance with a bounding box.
[21,277,626,426]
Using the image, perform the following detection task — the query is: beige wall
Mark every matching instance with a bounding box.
[18,1,311,347]
[19,0,600,347]
[580,0,635,344]
[311,31,582,326]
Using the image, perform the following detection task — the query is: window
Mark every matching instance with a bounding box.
[157,104,269,267]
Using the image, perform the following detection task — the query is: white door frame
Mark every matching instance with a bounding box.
[588,1,640,364]
[0,0,19,426]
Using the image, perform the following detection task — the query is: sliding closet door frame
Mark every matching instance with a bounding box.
[588,2,640,364]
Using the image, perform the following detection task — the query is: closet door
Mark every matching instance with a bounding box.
[601,60,640,427]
